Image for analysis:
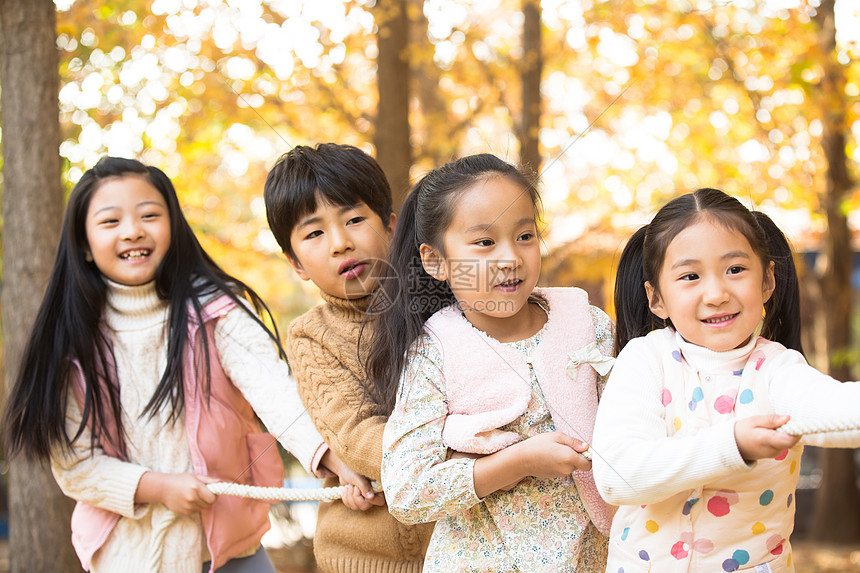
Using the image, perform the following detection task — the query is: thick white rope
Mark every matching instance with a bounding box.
[777,419,857,436]
[577,417,851,464]
[147,481,383,570]
[206,480,382,502]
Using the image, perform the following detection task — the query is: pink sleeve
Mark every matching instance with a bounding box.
[310,443,336,479]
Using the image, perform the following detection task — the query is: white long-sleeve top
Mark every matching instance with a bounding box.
[593,329,860,506]
[51,280,325,572]
[592,328,860,572]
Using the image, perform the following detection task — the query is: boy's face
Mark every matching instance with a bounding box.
[287,197,396,299]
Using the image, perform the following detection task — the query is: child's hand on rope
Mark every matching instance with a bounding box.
[734,414,800,462]
[472,432,589,498]
[321,449,385,510]
[136,471,218,515]
[517,432,592,476]
[340,481,385,511]
[338,469,386,511]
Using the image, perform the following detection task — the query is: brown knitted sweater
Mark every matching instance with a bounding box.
[287,290,433,573]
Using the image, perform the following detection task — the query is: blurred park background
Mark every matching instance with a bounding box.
[1,0,860,570]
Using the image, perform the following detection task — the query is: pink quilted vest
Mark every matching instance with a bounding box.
[424,286,616,535]
[69,295,284,571]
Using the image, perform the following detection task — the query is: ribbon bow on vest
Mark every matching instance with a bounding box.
[566,341,615,381]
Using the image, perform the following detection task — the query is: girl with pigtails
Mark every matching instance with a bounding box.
[593,188,860,572]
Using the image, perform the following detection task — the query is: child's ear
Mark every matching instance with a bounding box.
[84,247,93,263]
[419,243,447,281]
[386,212,397,239]
[285,252,311,281]
[644,281,669,319]
[762,260,776,302]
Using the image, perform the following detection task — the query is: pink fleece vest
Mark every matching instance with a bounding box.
[69,295,284,572]
[424,286,615,535]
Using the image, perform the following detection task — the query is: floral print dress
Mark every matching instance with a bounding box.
[382,307,614,573]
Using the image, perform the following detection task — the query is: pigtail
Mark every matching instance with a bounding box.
[753,211,803,353]
[614,225,662,354]
[362,181,457,415]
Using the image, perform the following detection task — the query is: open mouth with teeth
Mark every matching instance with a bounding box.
[120,249,151,261]
[496,278,522,289]
[702,313,738,324]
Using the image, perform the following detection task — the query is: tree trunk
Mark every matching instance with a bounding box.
[373,0,411,210]
[0,0,80,569]
[809,0,860,542]
[410,0,451,170]
[519,0,542,175]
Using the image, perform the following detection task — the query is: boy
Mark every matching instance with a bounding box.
[264,144,432,573]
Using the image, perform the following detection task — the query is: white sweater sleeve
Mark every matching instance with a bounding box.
[50,398,149,518]
[592,336,751,506]
[215,305,325,474]
[765,349,860,447]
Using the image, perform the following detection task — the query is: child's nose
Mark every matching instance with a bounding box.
[329,228,353,254]
[497,258,517,271]
[702,278,730,305]
[496,242,521,270]
[121,219,144,240]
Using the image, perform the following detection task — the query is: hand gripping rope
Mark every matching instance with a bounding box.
[148,481,384,570]
[576,416,851,466]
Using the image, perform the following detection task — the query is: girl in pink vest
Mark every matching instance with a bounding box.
[3,157,364,573]
[363,154,615,572]
[593,188,860,572]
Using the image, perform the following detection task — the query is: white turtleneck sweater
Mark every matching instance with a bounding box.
[51,280,325,572]
[593,328,860,506]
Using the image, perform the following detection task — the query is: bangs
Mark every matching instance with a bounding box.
[289,186,359,232]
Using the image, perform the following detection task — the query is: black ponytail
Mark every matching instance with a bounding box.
[614,225,663,354]
[753,211,803,353]
[360,187,458,414]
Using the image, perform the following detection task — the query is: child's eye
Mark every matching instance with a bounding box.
[518,232,535,241]
[475,239,494,247]
[727,265,746,275]
[679,273,699,281]
[99,218,119,226]
[142,213,160,220]
[304,230,323,240]
[347,216,365,225]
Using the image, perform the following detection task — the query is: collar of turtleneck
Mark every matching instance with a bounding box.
[103,279,170,332]
[319,289,371,323]
[674,328,757,373]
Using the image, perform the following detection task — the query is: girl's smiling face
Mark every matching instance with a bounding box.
[85,175,171,286]
[645,217,775,352]
[420,175,543,341]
